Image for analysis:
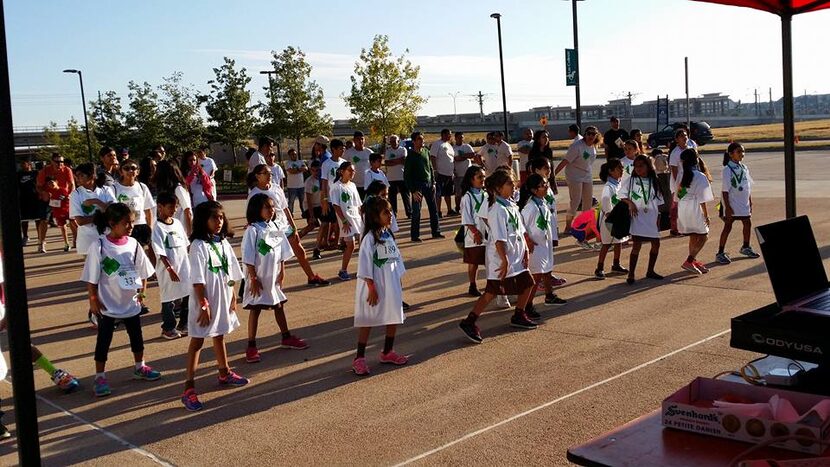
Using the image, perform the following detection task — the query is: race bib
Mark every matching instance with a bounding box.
[49,199,62,208]
[376,242,399,260]
[117,266,140,290]
[347,206,360,217]
[208,247,222,267]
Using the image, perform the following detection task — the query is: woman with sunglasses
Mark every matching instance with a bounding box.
[554,126,600,235]
[113,161,157,282]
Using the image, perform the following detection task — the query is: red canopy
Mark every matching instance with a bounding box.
[693,0,830,15]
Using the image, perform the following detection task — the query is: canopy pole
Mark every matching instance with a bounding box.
[781,12,796,218]
[0,0,42,464]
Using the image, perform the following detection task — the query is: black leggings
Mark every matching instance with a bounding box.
[94,314,144,362]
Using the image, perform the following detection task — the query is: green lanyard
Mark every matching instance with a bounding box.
[470,190,484,213]
[496,197,519,231]
[728,163,745,190]
[208,241,229,275]
[636,177,651,206]
[532,197,550,234]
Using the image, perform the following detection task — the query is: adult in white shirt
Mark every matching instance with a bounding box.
[113,160,158,271]
[344,131,372,199]
[430,128,457,217]
[247,137,272,174]
[385,135,411,218]
[196,145,218,202]
[452,131,475,212]
[284,148,308,217]
[493,131,514,169]
[554,126,600,230]
[320,139,347,245]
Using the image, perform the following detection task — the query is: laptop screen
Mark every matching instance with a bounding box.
[756,216,828,306]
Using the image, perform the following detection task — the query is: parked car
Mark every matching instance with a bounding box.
[647,121,714,148]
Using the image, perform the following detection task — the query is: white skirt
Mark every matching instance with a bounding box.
[678,200,709,235]
[599,213,629,245]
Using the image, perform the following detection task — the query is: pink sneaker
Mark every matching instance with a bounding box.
[681,261,702,275]
[550,275,567,287]
[379,351,409,365]
[245,346,261,363]
[280,335,309,350]
[352,357,370,375]
[693,261,710,274]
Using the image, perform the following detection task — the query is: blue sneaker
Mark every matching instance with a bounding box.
[181,388,203,411]
[93,376,111,397]
[338,270,351,281]
[133,365,161,381]
[218,370,249,387]
[52,369,80,393]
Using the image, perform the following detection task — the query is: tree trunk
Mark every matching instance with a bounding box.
[231,144,238,165]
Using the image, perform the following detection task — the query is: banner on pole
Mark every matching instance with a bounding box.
[657,96,669,130]
[565,49,578,86]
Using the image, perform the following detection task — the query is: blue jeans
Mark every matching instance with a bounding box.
[410,182,440,240]
[161,297,189,332]
[287,188,305,216]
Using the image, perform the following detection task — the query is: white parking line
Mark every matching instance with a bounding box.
[3,381,174,466]
[394,329,731,466]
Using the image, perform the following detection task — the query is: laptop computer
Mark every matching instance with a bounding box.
[756,216,830,315]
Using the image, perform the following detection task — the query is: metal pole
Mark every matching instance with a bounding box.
[492,13,509,140]
[781,13,796,218]
[0,0,42,464]
[572,0,582,130]
[685,57,690,129]
[77,71,93,161]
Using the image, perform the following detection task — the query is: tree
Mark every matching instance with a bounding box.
[261,46,331,157]
[39,118,100,164]
[204,57,257,163]
[90,90,128,150]
[124,80,164,158]
[345,35,425,143]
[158,72,205,157]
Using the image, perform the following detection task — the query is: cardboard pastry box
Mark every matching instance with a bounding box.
[662,377,830,454]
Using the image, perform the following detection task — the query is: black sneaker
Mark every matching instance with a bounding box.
[594,269,606,280]
[510,312,538,330]
[459,320,483,344]
[545,294,567,306]
[431,232,445,239]
[646,271,664,280]
[525,305,541,320]
[411,238,423,243]
[312,249,322,260]
[140,306,150,316]
[0,423,10,439]
[402,301,411,311]
[308,275,331,287]
[468,285,482,297]
[611,264,629,273]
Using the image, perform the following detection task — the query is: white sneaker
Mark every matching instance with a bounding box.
[496,296,511,308]
[38,243,47,253]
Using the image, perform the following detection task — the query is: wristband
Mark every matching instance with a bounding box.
[136,292,146,300]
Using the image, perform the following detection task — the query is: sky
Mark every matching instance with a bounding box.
[6,0,830,128]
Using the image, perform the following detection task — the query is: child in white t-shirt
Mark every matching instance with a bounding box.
[351,197,408,375]
[69,163,114,257]
[181,201,248,411]
[242,193,308,364]
[716,143,761,264]
[151,192,191,340]
[619,156,665,285]
[459,166,487,297]
[676,149,714,275]
[364,153,389,190]
[458,170,537,344]
[331,162,363,281]
[81,203,158,398]
[595,160,629,279]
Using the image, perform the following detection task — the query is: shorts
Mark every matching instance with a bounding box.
[484,271,534,296]
[463,246,486,265]
[454,177,464,197]
[631,235,661,243]
[436,173,454,197]
[311,206,323,221]
[35,200,49,221]
[52,209,69,227]
[131,224,152,246]
[320,202,337,223]
[243,301,286,312]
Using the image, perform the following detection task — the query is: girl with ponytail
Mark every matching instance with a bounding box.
[715,143,760,264]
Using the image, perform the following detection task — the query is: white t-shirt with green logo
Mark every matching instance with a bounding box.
[112,181,156,225]
[385,146,407,182]
[345,148,372,187]
[285,159,307,189]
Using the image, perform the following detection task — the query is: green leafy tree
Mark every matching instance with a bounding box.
[90,90,128,149]
[261,46,331,155]
[158,72,205,157]
[204,57,257,163]
[345,35,425,143]
[124,80,165,157]
[39,117,100,163]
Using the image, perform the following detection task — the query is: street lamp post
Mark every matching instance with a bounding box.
[448,91,461,121]
[490,13,509,141]
[62,69,93,161]
[259,70,282,161]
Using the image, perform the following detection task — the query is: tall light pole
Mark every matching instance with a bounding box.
[62,69,93,161]
[259,70,282,161]
[0,1,42,464]
[568,0,584,130]
[448,91,461,120]
[490,13,509,140]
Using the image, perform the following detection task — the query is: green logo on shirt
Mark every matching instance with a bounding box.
[535,214,549,231]
[508,211,519,231]
[352,155,360,163]
[677,187,688,199]
[101,257,120,276]
[256,238,272,256]
[372,249,389,268]
[81,203,95,214]
[611,194,620,206]
[117,193,129,203]
[340,191,351,203]
[311,185,319,193]
[545,193,555,205]
[582,151,591,160]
